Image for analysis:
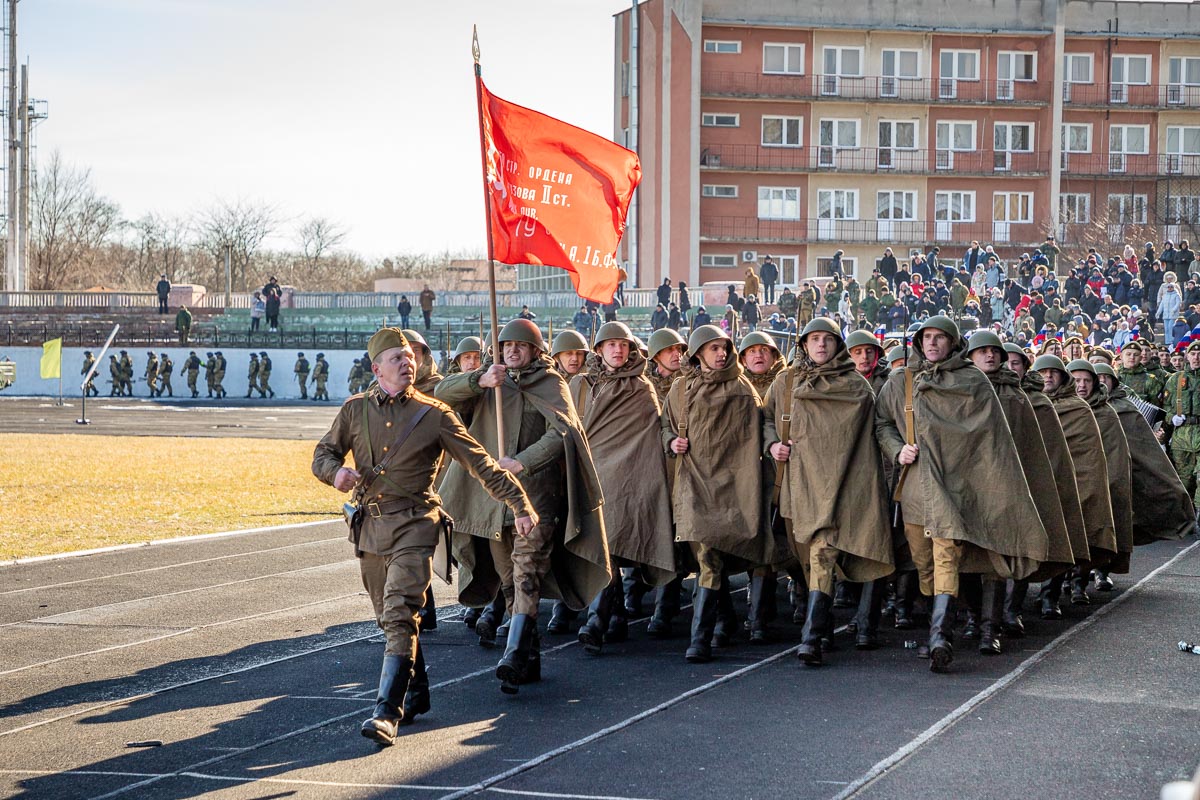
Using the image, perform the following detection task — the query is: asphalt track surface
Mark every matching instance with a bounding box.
[1,520,1198,800]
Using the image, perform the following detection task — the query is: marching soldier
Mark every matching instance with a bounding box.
[246,353,263,398]
[739,331,784,397]
[204,352,216,398]
[258,351,275,398]
[81,351,98,397]
[664,324,774,663]
[1115,341,1163,405]
[213,351,227,399]
[798,282,817,325]
[550,330,589,379]
[312,327,536,744]
[145,351,159,397]
[108,354,121,396]
[295,352,311,399]
[403,330,442,395]
[312,353,330,401]
[347,358,364,396]
[449,336,484,375]
[158,352,174,397]
[1160,340,1200,516]
[437,319,609,693]
[876,316,1047,672]
[183,351,202,398]
[118,350,134,396]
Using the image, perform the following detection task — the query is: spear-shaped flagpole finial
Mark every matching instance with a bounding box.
[472,25,480,64]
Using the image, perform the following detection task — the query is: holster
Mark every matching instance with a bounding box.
[344,501,365,557]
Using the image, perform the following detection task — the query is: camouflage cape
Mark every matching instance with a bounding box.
[570,350,676,585]
[1084,385,1134,573]
[1045,375,1119,567]
[437,356,611,610]
[1108,383,1195,543]
[875,340,1048,581]
[1020,371,1092,564]
[763,349,893,582]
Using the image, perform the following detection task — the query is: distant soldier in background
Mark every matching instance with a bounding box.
[312,353,330,400]
[449,336,484,375]
[258,351,275,398]
[203,352,216,398]
[183,351,201,398]
[295,352,311,399]
[145,351,160,397]
[246,353,262,398]
[118,350,134,396]
[213,351,227,399]
[158,352,174,397]
[81,351,99,397]
[403,330,443,395]
[347,357,364,397]
[108,354,121,396]
[175,304,192,344]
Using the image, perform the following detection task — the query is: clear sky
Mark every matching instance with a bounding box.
[23,0,631,259]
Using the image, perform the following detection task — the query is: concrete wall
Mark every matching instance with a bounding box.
[0,346,379,401]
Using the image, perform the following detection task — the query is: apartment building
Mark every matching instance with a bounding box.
[614,0,1200,287]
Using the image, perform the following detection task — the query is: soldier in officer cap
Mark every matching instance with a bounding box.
[877,316,1047,672]
[403,329,443,395]
[764,318,893,665]
[312,353,330,400]
[313,327,534,744]
[258,351,275,398]
[1160,340,1200,516]
[449,336,484,375]
[438,318,609,693]
[1116,340,1164,406]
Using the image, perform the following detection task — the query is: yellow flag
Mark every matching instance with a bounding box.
[40,337,62,379]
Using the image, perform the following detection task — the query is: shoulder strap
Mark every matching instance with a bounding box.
[892,368,916,501]
[668,375,690,439]
[771,367,796,507]
[1178,371,1186,416]
[571,378,588,422]
[356,395,433,503]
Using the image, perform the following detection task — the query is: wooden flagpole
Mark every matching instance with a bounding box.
[473,27,506,458]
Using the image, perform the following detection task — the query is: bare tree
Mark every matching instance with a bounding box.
[297,216,347,270]
[193,199,278,291]
[118,213,192,288]
[28,151,121,289]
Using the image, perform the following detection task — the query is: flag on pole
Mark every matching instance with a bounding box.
[478,80,641,304]
[1130,324,1140,340]
[1034,326,1047,345]
[1175,324,1200,352]
[874,324,886,344]
[40,338,62,379]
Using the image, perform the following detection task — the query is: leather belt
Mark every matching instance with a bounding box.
[1181,415,1200,426]
[365,498,422,518]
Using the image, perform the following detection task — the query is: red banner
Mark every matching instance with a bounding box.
[479,80,641,304]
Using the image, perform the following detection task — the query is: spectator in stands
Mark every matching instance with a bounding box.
[990,288,1007,329]
[879,247,898,285]
[1178,239,1196,277]
[517,305,537,321]
[1063,267,1083,302]
[860,288,880,324]
[651,303,669,331]
[829,249,844,277]
[602,296,622,322]
[263,276,282,331]
[760,255,778,304]
[1113,320,1133,349]
[726,284,743,313]
[1080,284,1102,318]
[1041,235,1060,271]
[1161,240,1178,273]
[572,305,592,335]
[155,273,171,314]
[744,266,761,304]
[926,246,941,277]
[985,255,1004,290]
[884,296,906,332]
[894,260,912,290]
[657,278,673,307]
[1172,315,1191,350]
[1129,278,1145,312]
[767,312,787,332]
[667,302,682,331]
[1087,267,1106,297]
[678,280,692,323]
[963,240,984,274]
[691,305,711,331]
[777,286,798,319]
[1159,275,1183,345]
[742,294,761,332]
[418,284,436,330]
[722,304,736,334]
[397,295,412,329]
[175,305,192,345]
[250,291,265,332]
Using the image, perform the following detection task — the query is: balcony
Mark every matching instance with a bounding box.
[1062,81,1200,109]
[1060,152,1200,177]
[701,71,1048,105]
[700,216,1043,247]
[700,144,1050,176]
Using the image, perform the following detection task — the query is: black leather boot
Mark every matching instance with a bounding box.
[789,573,808,625]
[1038,574,1064,619]
[798,590,832,666]
[417,587,437,632]
[928,594,955,673]
[747,574,771,645]
[1070,570,1091,605]
[855,578,886,650]
[524,628,542,684]
[400,640,430,725]
[361,654,413,745]
[894,571,917,630]
[496,614,535,695]
[711,580,738,648]
[605,579,629,643]
[960,574,982,640]
[833,580,862,609]
[978,579,1003,656]
[685,587,719,663]
[622,567,649,617]
[1002,579,1028,637]
[463,606,481,631]
[1093,569,1114,592]
[476,593,504,648]
[546,601,576,635]
[647,574,683,639]
[578,582,617,655]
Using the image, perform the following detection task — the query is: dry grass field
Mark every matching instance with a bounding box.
[0,434,350,560]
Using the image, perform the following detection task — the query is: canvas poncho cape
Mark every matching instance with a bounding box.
[875,340,1048,581]
[1020,370,1091,564]
[662,358,775,567]
[1084,385,1134,574]
[438,356,611,609]
[1108,383,1195,542]
[985,367,1075,579]
[570,350,676,585]
[414,359,443,394]
[1045,375,1119,566]
[763,349,894,582]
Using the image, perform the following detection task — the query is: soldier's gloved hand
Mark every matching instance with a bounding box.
[333,467,361,492]
[478,364,507,389]
[770,440,792,462]
[515,512,539,537]
[1173,414,1187,427]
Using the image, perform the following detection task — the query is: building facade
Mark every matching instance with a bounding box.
[614,0,1200,286]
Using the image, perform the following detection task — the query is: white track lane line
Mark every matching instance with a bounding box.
[830,537,1200,800]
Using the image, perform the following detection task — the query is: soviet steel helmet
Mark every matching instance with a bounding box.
[738,330,782,357]
[844,329,883,353]
[594,321,635,349]
[551,330,590,357]
[1031,353,1068,374]
[451,336,483,362]
[646,328,687,361]
[965,330,1004,354]
[497,318,546,352]
[687,324,731,359]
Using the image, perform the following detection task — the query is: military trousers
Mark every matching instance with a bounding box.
[187,371,198,393]
[489,520,556,617]
[359,544,435,659]
[1171,426,1200,504]
[259,372,272,395]
[903,523,963,597]
[787,534,840,596]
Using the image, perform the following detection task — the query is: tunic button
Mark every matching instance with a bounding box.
[376,493,383,499]
[383,446,388,452]
[386,421,393,428]
[380,470,386,475]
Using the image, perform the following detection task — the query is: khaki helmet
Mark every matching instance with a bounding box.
[632,335,648,356]
[1003,342,1031,364]
[594,321,635,348]
[551,329,590,357]
[844,329,884,354]
[687,324,731,359]
[647,328,687,361]
[738,330,781,357]
[498,318,546,352]
[886,345,907,366]
[1093,362,1117,379]
[965,330,1004,355]
[1031,353,1068,374]
[451,336,482,363]
[401,329,431,356]
[1066,358,1096,376]
[799,317,844,353]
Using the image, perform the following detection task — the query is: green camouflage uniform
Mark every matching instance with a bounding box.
[1116,363,1164,406]
[81,355,98,397]
[159,356,173,397]
[258,354,274,398]
[313,356,330,400]
[145,354,159,397]
[1163,366,1200,505]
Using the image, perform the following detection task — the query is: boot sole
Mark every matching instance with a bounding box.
[496,662,522,691]
[578,631,603,655]
[361,724,397,746]
[684,650,712,663]
[929,646,953,673]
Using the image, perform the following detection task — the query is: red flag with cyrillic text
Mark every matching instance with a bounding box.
[479,81,640,304]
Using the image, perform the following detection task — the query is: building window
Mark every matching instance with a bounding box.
[758,186,801,220]
[1166,126,1200,156]
[877,190,918,220]
[818,119,860,148]
[817,189,859,220]
[1110,194,1148,224]
[1062,123,1091,153]
[1064,53,1093,83]
[994,192,1033,223]
[1167,196,1200,224]
[701,112,740,127]
[763,43,805,75]
[701,254,738,268]
[935,121,976,170]
[1109,123,1148,172]
[934,191,975,221]
[701,184,739,198]
[878,120,917,149]
[882,49,921,79]
[1060,193,1091,224]
[998,51,1036,81]
[704,40,741,54]
[994,122,1034,152]
[939,49,979,98]
[1111,54,1151,85]
[822,46,863,77]
[762,115,803,147]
